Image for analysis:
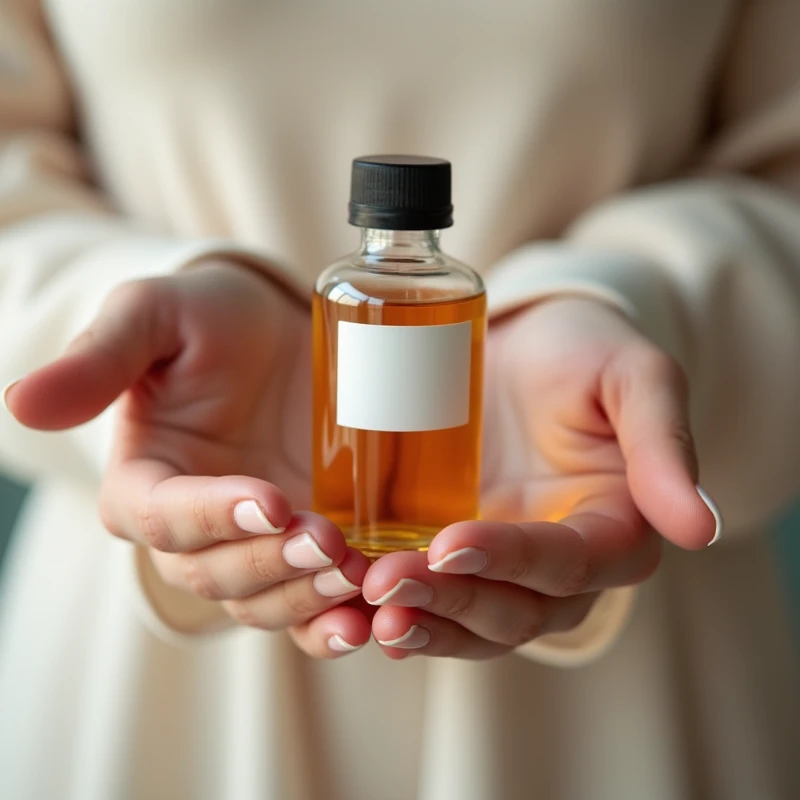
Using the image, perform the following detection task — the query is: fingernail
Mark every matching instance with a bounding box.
[696,485,724,546]
[2,378,21,412]
[429,547,487,574]
[369,578,433,607]
[282,532,333,569]
[233,500,285,534]
[328,634,364,653]
[378,625,431,649]
[314,567,360,597]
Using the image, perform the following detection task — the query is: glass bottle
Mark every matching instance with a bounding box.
[312,156,486,558]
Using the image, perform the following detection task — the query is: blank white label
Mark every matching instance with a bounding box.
[337,321,472,432]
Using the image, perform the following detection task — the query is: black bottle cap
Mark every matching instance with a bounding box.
[348,155,453,230]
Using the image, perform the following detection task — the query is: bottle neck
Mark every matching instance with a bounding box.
[359,228,441,261]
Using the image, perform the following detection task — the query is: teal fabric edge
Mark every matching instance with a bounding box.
[0,476,27,569]
[772,501,800,639]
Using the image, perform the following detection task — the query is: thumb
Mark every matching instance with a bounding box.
[4,279,179,431]
[604,345,723,549]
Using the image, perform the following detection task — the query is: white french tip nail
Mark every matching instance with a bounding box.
[2,378,21,412]
[370,578,433,607]
[377,625,431,650]
[313,567,360,598]
[428,556,454,572]
[282,532,333,569]
[328,634,364,653]
[428,547,487,574]
[696,485,724,546]
[233,499,285,535]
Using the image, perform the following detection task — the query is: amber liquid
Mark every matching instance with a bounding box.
[312,289,486,558]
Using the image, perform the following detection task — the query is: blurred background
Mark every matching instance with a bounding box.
[0,475,27,567]
[1,473,799,635]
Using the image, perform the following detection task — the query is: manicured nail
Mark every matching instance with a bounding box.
[696,485,724,546]
[369,578,433,607]
[233,500,285,534]
[429,547,487,574]
[377,625,431,649]
[314,567,360,597]
[282,532,333,569]
[328,634,364,653]
[2,378,21,412]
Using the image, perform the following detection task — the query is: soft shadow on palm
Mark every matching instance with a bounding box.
[112,263,313,508]
[480,300,638,528]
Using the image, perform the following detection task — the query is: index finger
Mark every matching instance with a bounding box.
[427,482,661,596]
[99,458,293,552]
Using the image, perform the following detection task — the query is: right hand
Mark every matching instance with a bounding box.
[5,259,372,657]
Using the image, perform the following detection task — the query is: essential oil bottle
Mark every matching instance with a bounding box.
[312,156,486,558]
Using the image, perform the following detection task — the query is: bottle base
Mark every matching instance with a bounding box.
[341,523,441,560]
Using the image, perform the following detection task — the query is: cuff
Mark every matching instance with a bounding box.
[484,241,685,362]
[516,587,636,667]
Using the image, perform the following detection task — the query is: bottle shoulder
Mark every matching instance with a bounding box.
[315,251,484,305]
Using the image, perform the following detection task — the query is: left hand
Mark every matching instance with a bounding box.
[362,298,722,659]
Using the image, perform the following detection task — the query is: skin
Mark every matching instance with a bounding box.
[4,260,718,660]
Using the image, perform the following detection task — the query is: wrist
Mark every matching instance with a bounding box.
[489,293,632,336]
[179,251,312,311]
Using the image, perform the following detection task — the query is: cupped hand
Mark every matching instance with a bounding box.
[364,298,723,659]
[4,260,372,656]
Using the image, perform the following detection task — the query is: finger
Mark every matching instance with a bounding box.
[364,551,598,648]
[288,604,373,659]
[5,279,179,430]
[427,499,660,595]
[100,463,295,551]
[151,515,356,599]
[372,607,510,660]
[603,344,723,549]
[222,548,369,632]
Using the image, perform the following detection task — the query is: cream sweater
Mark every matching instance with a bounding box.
[1,1,800,798]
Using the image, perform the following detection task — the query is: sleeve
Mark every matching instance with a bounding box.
[0,2,305,640]
[488,0,800,665]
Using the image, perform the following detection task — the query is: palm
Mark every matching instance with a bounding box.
[481,299,633,525]
[115,264,312,506]
[120,286,637,533]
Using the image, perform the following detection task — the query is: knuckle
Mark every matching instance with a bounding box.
[439,586,477,620]
[551,555,592,597]
[138,499,176,552]
[495,610,545,648]
[507,556,532,584]
[548,529,592,597]
[281,582,320,621]
[222,599,262,628]
[242,540,282,585]
[180,553,224,601]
